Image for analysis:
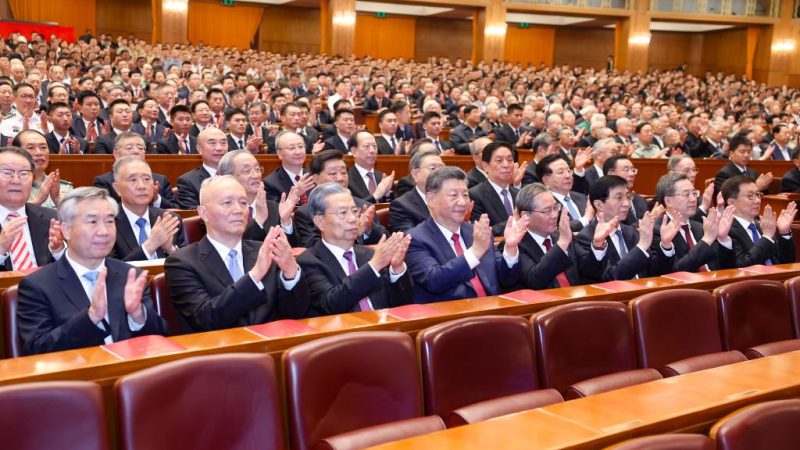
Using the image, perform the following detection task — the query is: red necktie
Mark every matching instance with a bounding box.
[87,122,98,142]
[7,213,34,272]
[294,175,308,204]
[543,237,572,287]
[682,224,709,272]
[450,233,487,297]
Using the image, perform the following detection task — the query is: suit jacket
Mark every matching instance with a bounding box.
[239,200,299,247]
[17,256,167,355]
[783,167,800,193]
[155,134,198,154]
[0,203,58,271]
[362,96,392,114]
[469,181,518,236]
[176,166,212,210]
[449,124,487,155]
[406,217,520,303]
[467,168,487,189]
[395,124,415,141]
[376,135,395,155]
[394,175,415,198]
[650,217,736,273]
[684,132,712,158]
[585,165,601,188]
[263,167,305,203]
[45,131,88,154]
[770,143,793,161]
[729,220,795,267]
[492,124,531,150]
[389,189,429,233]
[93,171,179,210]
[111,207,186,261]
[575,220,673,282]
[322,135,349,153]
[69,116,105,140]
[294,197,386,248]
[622,193,649,226]
[557,191,588,232]
[131,121,169,148]
[714,162,759,194]
[93,130,119,154]
[296,241,413,315]
[164,237,312,332]
[227,134,248,152]
[517,232,581,290]
[347,166,392,203]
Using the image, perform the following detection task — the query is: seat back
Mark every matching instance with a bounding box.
[376,207,390,230]
[0,381,108,450]
[607,434,714,450]
[714,280,795,351]
[182,215,205,244]
[115,353,283,450]
[315,416,445,450]
[782,275,800,337]
[532,301,637,395]
[629,289,723,369]
[284,331,423,450]
[711,399,800,450]
[1,285,21,358]
[417,315,538,417]
[150,274,190,335]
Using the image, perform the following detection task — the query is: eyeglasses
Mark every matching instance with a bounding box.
[528,203,562,217]
[237,166,263,177]
[279,145,306,152]
[668,189,700,199]
[326,207,360,220]
[739,192,763,200]
[0,168,33,181]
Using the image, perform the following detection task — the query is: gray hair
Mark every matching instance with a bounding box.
[515,182,550,213]
[667,153,692,172]
[655,172,690,205]
[425,166,466,194]
[113,131,145,150]
[409,149,440,172]
[198,174,238,205]
[217,149,251,176]
[58,186,118,223]
[470,137,492,157]
[112,156,151,181]
[308,182,349,216]
[592,138,617,158]
[274,130,303,151]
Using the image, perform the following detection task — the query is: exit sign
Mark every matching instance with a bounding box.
[375,12,387,18]
[222,0,235,5]
[519,22,530,28]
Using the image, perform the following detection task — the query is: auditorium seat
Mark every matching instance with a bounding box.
[1,285,21,358]
[710,399,800,450]
[376,207,390,230]
[115,353,283,450]
[532,301,661,400]
[0,381,108,450]
[605,433,714,449]
[182,215,205,244]
[315,416,445,450]
[768,177,783,195]
[417,316,562,426]
[447,390,564,427]
[150,274,190,336]
[284,331,430,450]
[782,275,800,336]
[629,289,746,377]
[714,280,800,358]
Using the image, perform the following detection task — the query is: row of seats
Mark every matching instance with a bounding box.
[3,277,800,449]
[608,399,800,450]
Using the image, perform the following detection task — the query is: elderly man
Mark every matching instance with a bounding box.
[0,83,43,138]
[406,167,526,303]
[262,131,316,203]
[585,138,619,187]
[469,141,520,236]
[164,175,311,332]
[604,155,649,226]
[466,137,491,188]
[93,132,178,209]
[347,130,395,203]
[389,149,444,232]
[297,183,413,315]
[14,129,72,209]
[176,127,229,209]
[111,157,184,261]
[537,153,593,232]
[17,187,167,355]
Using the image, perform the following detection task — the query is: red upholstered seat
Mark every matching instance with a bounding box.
[149,273,189,335]
[629,289,746,376]
[606,434,714,450]
[284,331,425,450]
[711,399,800,450]
[182,215,205,244]
[315,416,445,450]
[782,275,800,336]
[0,381,108,450]
[1,285,21,358]
[446,389,564,427]
[115,353,283,450]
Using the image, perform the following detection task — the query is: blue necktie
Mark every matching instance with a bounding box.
[615,229,628,257]
[564,196,580,220]
[135,217,148,245]
[748,223,773,265]
[227,249,244,282]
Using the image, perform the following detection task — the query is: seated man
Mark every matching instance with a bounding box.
[347,130,394,203]
[164,175,311,332]
[537,153,593,232]
[389,149,444,232]
[781,148,800,193]
[322,109,355,153]
[668,154,715,220]
[17,187,167,355]
[721,175,796,266]
[466,137,490,189]
[155,104,197,154]
[262,131,316,203]
[714,134,772,194]
[584,138,619,188]
[297,183,413,315]
[93,132,178,209]
[111,157,185,261]
[406,167,526,303]
[604,154,649,226]
[469,141,519,236]
[515,183,582,289]
[295,150,387,247]
[44,102,88,154]
[94,99,135,154]
[574,175,675,282]
[15,129,73,209]
[449,105,487,155]
[176,127,227,209]
[653,173,736,273]
[419,111,453,152]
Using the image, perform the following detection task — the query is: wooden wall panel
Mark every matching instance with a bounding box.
[259,6,320,54]
[505,25,555,67]
[354,14,415,60]
[96,0,152,41]
[553,27,614,69]
[701,27,748,76]
[415,17,472,62]
[649,31,702,73]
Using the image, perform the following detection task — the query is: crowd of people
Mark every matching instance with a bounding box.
[2,30,799,356]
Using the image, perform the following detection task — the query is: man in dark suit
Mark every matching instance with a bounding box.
[131,97,168,151]
[389,149,443,232]
[450,105,487,155]
[466,137,491,189]
[781,148,800,193]
[683,115,713,158]
[521,134,555,186]
[17,186,167,355]
[493,104,533,154]
[45,102,88,154]
[297,182,413,315]
[362,82,392,114]
[262,131,315,204]
[419,111,453,153]
[721,175,796,267]
[469,141,519,236]
[652,173,736,273]
[94,99,135,154]
[92,132,178,209]
[575,176,675,282]
[376,109,400,155]
[154,105,197,154]
[585,137,619,189]
[406,167,526,303]
[176,127,228,210]
[537,153,592,232]
[164,175,311,332]
[110,157,185,261]
[768,124,793,160]
[322,109,355,153]
[69,91,105,142]
[391,101,415,142]
[347,130,394,203]
[714,134,772,194]
[604,155,648,226]
[515,183,582,289]
[0,147,66,271]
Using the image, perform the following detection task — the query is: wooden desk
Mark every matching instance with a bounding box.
[369,351,800,450]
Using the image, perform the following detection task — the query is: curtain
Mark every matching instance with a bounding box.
[188,0,264,49]
[504,25,555,66]
[354,14,415,60]
[9,0,96,36]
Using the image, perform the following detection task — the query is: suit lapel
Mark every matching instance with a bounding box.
[25,205,48,265]
[316,241,347,279]
[56,257,92,312]
[426,218,458,261]
[198,237,234,286]
[115,211,139,256]
[104,259,126,341]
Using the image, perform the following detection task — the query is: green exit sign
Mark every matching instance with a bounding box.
[375,12,387,18]
[222,0,235,5]
[519,22,530,28]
